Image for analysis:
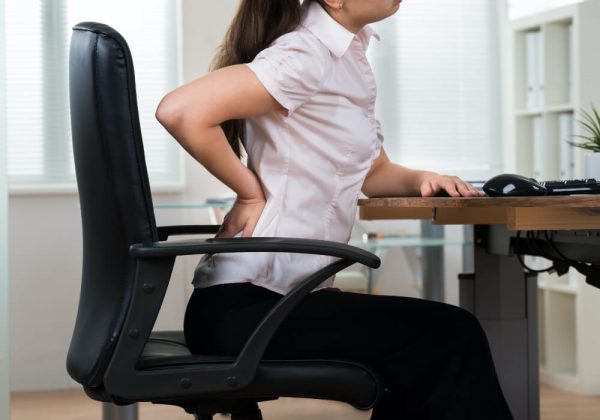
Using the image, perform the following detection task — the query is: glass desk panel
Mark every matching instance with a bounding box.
[350,235,469,250]
[154,203,470,247]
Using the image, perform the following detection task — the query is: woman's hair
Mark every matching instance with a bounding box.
[212,0,324,158]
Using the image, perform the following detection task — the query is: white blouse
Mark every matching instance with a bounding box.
[194,1,384,294]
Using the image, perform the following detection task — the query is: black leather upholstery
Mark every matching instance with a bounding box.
[67,22,385,418]
[67,21,157,387]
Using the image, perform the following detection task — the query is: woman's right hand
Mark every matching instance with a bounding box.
[216,196,266,238]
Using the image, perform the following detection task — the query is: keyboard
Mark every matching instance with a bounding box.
[539,179,600,195]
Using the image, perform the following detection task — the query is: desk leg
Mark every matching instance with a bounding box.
[421,221,445,302]
[461,225,540,420]
[366,248,388,294]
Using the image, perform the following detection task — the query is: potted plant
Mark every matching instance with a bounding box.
[569,104,600,179]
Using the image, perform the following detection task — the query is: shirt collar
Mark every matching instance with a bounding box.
[301,1,380,58]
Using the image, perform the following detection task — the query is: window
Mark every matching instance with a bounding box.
[367,0,503,180]
[4,0,182,190]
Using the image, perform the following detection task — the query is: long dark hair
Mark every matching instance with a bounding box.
[212,0,324,158]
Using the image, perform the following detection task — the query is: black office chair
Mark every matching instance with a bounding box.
[66,22,385,419]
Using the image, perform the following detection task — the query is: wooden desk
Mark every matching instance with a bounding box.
[359,196,600,230]
[358,196,600,420]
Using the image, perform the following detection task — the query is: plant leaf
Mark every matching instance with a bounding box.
[568,141,600,152]
[580,105,600,139]
[570,134,595,142]
[583,111,599,133]
[576,117,600,140]
[592,103,600,129]
[567,129,600,152]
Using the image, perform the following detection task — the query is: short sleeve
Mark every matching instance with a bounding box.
[245,32,332,116]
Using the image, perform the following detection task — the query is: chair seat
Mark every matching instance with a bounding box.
[141,331,381,410]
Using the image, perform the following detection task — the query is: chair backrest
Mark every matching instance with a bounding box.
[67,22,158,387]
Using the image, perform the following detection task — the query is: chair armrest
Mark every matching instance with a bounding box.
[130,237,380,269]
[157,225,220,241]
[115,237,380,394]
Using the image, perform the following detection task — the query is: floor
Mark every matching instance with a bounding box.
[10,384,600,419]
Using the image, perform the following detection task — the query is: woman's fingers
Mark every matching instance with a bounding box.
[423,175,483,197]
[242,222,256,238]
[421,180,439,196]
[457,181,478,196]
[443,178,460,197]
[215,198,265,238]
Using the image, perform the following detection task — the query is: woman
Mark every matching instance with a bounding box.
[156,0,513,419]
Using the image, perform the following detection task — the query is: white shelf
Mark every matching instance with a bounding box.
[508,0,600,395]
[515,104,573,117]
[545,103,575,113]
[515,108,543,117]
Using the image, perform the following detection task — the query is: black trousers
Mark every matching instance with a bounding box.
[184,283,514,420]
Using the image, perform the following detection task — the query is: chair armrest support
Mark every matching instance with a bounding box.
[130,237,380,269]
[232,258,355,389]
[157,225,220,241]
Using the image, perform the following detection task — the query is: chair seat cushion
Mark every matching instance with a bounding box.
[141,331,382,410]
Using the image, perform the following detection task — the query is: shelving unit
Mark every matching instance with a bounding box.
[508,0,600,395]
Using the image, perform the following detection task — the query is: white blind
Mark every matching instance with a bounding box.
[367,0,502,180]
[4,0,182,189]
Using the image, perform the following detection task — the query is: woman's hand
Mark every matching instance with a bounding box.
[362,148,485,198]
[419,173,484,197]
[216,196,266,238]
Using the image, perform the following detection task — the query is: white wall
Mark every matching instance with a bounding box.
[1,0,11,414]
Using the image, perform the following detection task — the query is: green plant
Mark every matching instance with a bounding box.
[569,104,600,153]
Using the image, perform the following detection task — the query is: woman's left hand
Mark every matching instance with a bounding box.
[419,173,485,197]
